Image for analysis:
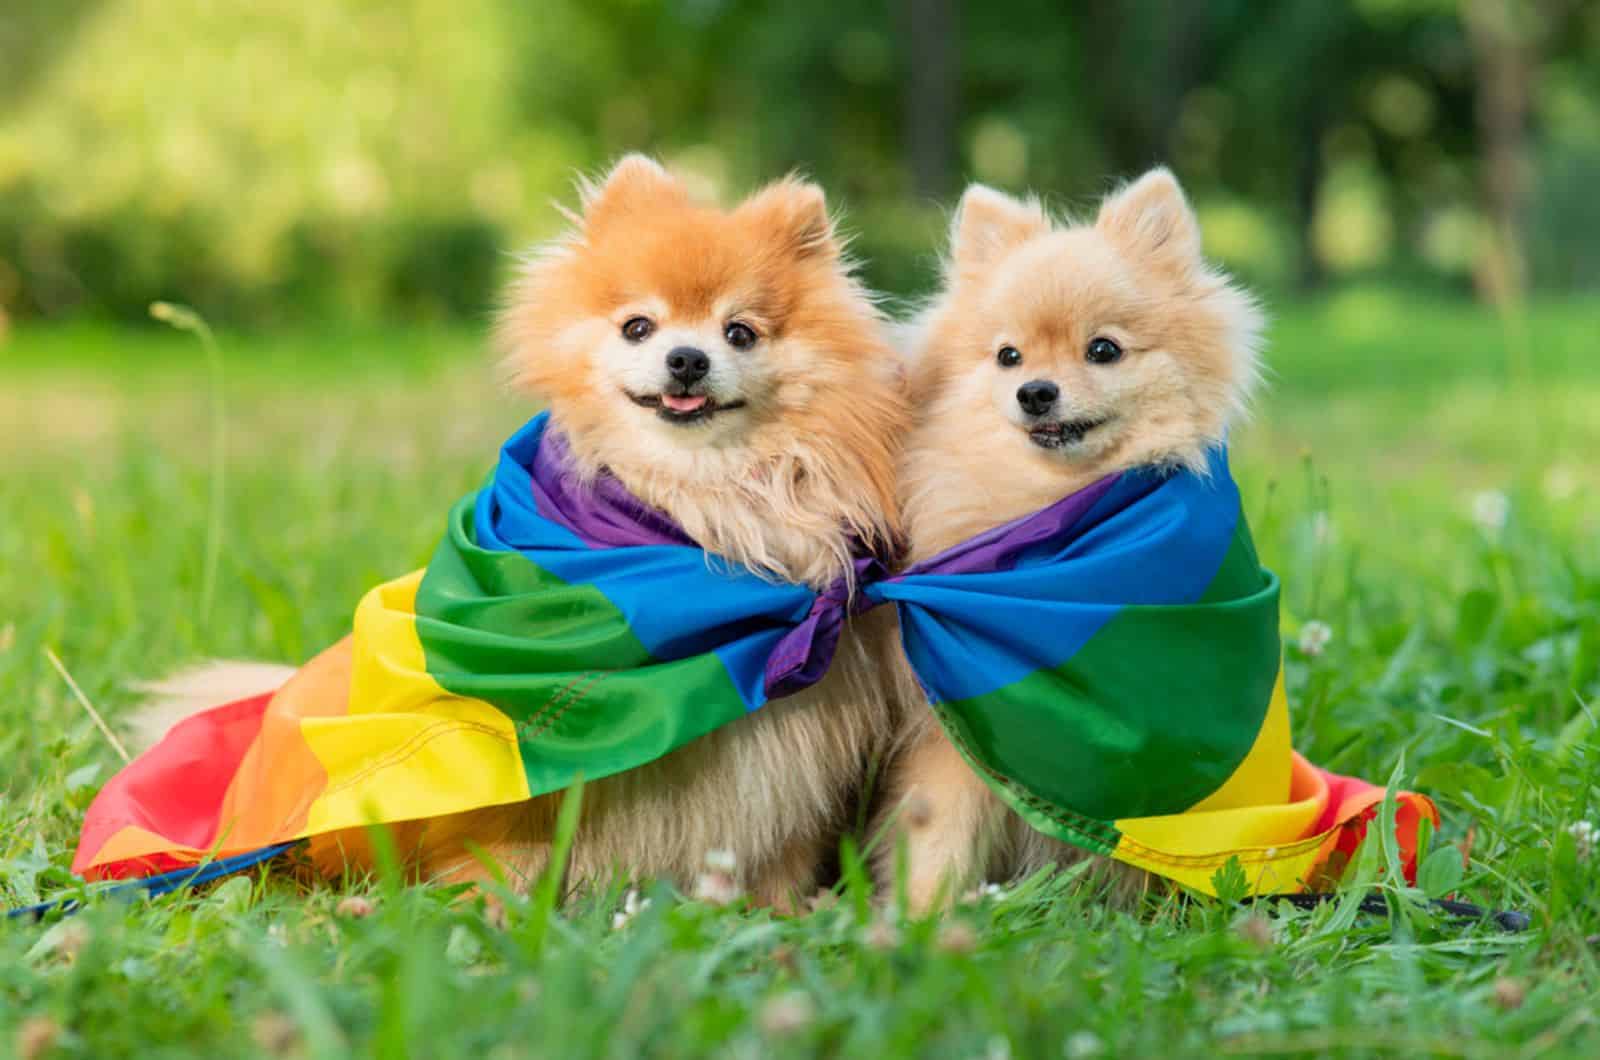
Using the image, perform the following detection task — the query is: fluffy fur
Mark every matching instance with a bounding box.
[499,155,903,587]
[877,167,1265,913]
[135,156,909,910]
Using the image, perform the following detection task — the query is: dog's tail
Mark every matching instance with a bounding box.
[127,661,296,754]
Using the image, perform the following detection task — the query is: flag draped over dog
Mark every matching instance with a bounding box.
[74,413,1434,896]
[868,447,1434,894]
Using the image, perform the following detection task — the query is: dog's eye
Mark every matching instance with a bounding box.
[996,345,1023,368]
[1086,337,1123,365]
[622,316,655,343]
[724,321,758,350]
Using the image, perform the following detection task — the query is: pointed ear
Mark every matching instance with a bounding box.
[579,154,688,234]
[949,184,1050,277]
[1095,167,1201,269]
[736,177,837,260]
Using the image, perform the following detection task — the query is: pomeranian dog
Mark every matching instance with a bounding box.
[137,155,908,910]
[876,167,1264,912]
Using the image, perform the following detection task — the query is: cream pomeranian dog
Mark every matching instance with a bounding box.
[876,167,1265,913]
[136,156,908,909]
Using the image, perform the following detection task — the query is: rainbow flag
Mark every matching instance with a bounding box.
[866,449,1435,894]
[74,413,1433,896]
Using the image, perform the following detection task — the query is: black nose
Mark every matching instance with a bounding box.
[665,346,710,385]
[1016,379,1059,416]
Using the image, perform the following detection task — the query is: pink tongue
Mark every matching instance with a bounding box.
[661,394,709,413]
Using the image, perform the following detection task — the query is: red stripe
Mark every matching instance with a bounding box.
[1308,764,1436,885]
[1308,767,1379,834]
[72,691,275,877]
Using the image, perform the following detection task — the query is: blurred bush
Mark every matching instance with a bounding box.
[0,0,581,323]
[0,0,1596,327]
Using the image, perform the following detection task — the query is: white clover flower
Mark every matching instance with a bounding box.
[1297,621,1333,657]
[862,916,901,950]
[961,881,1011,905]
[693,872,741,906]
[335,895,375,919]
[1568,820,1596,862]
[982,1035,1013,1060]
[758,991,816,1036]
[692,848,742,905]
[1471,490,1510,536]
[611,887,651,930]
[1065,1031,1105,1059]
[936,920,978,954]
[1312,511,1336,547]
[1543,466,1578,503]
[688,877,736,909]
[251,1012,298,1057]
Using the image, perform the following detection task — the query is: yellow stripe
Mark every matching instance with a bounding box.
[1110,833,1333,896]
[1183,669,1293,814]
[1112,675,1326,895]
[300,571,531,833]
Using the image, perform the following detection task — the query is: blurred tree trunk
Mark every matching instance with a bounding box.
[1276,0,1360,293]
[1464,0,1534,306]
[0,1,104,105]
[898,0,958,198]
[1293,103,1329,291]
[1149,1,1206,165]
[1078,1,1208,173]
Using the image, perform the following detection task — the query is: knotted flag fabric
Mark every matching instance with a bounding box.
[73,413,1434,896]
[864,449,1434,894]
[74,414,865,880]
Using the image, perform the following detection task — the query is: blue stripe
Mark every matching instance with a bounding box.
[7,842,298,922]
[471,417,817,710]
[868,448,1240,704]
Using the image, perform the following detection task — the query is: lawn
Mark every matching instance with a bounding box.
[2,290,1598,1058]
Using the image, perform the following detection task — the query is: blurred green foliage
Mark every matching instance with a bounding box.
[0,0,1596,327]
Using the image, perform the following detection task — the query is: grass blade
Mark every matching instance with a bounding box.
[526,777,584,955]
[149,301,225,624]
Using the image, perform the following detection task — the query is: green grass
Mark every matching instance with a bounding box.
[3,291,1599,1058]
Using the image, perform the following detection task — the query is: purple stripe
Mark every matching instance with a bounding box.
[762,555,887,700]
[519,418,1123,699]
[514,416,884,702]
[765,473,1119,695]
[895,472,1121,579]
[528,427,697,549]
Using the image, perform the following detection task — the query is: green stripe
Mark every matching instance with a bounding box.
[412,497,750,797]
[933,704,1126,858]
[1201,504,1266,605]
[937,521,1281,830]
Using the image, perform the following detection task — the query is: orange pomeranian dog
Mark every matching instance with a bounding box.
[136,156,908,909]
[876,167,1265,912]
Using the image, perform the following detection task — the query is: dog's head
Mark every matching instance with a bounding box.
[917,168,1263,484]
[498,156,904,576]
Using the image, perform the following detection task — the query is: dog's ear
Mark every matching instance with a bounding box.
[579,154,688,234]
[1096,167,1201,271]
[949,184,1050,280]
[737,176,837,261]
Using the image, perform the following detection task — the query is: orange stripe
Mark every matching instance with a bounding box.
[1112,753,1438,896]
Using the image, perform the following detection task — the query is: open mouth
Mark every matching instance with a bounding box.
[1027,416,1110,450]
[626,390,748,425]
